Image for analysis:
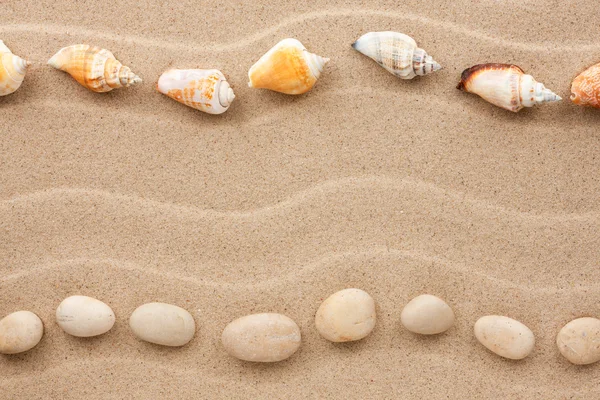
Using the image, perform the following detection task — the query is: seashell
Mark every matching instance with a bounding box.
[157,69,235,114]
[570,61,600,108]
[352,31,441,79]
[457,63,561,112]
[48,44,141,93]
[0,41,30,96]
[248,38,329,95]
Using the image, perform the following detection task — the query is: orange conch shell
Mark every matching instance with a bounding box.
[0,40,30,96]
[457,63,561,112]
[48,44,141,93]
[248,38,329,95]
[157,69,235,114]
[570,62,600,108]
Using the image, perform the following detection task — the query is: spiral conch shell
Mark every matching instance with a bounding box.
[570,61,600,108]
[0,41,30,96]
[48,45,141,93]
[457,64,561,112]
[352,32,441,79]
[157,69,235,114]
[248,38,329,95]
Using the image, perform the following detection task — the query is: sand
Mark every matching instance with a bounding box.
[1,0,600,398]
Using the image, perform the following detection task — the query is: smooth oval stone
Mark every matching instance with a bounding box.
[315,288,376,342]
[401,294,455,335]
[474,315,535,360]
[129,302,195,347]
[56,295,115,337]
[556,317,600,365]
[0,311,44,354]
[222,313,301,362]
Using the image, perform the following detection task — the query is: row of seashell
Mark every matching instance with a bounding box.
[2,290,599,366]
[2,32,600,113]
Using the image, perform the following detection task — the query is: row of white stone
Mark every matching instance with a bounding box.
[1,289,598,364]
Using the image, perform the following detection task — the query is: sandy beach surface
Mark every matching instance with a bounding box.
[1,0,600,398]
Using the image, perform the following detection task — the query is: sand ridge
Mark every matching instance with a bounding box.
[1,0,600,398]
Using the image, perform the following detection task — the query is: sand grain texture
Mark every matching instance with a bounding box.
[1,0,600,398]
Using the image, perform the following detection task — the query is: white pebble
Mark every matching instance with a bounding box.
[129,302,195,347]
[0,311,44,354]
[315,288,376,342]
[401,294,455,335]
[222,313,301,362]
[556,317,600,365]
[474,315,535,360]
[56,295,115,337]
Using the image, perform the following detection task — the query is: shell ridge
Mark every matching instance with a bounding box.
[570,62,600,108]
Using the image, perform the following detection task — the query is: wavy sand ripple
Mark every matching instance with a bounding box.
[1,10,599,53]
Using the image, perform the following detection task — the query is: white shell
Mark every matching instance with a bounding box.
[0,41,30,96]
[401,294,455,335]
[474,315,535,360]
[352,32,441,79]
[457,64,561,112]
[129,302,196,347]
[157,69,235,114]
[56,295,115,337]
[315,288,376,342]
[0,311,44,354]
[221,313,301,362]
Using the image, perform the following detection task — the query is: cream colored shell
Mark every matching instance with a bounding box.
[248,38,329,95]
[352,31,441,79]
[48,44,141,92]
[457,63,561,112]
[0,41,30,96]
[157,69,235,114]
